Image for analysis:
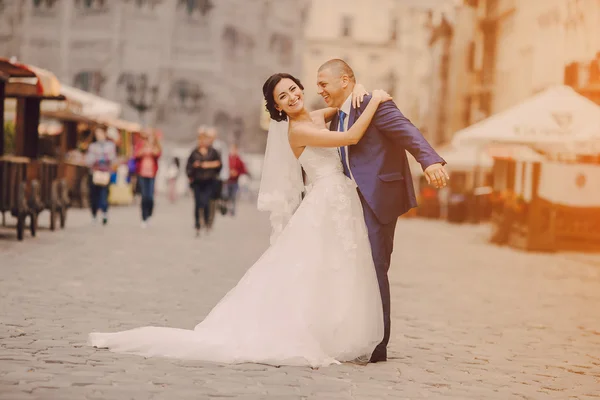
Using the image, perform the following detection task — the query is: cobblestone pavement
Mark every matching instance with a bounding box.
[1,196,600,399]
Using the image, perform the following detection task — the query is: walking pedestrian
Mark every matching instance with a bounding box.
[134,129,162,228]
[86,127,117,225]
[186,126,222,236]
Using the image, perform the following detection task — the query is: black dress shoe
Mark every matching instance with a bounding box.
[369,349,387,363]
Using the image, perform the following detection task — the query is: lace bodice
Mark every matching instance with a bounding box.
[299,147,344,183]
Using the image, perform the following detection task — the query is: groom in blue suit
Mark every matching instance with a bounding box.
[317,59,448,363]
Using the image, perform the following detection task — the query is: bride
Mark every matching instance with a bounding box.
[88,73,393,367]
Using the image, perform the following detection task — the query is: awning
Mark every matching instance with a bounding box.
[452,85,600,149]
[96,117,141,132]
[0,58,62,98]
[27,65,61,97]
[41,109,99,124]
[487,144,547,162]
[429,144,546,173]
[59,84,121,119]
[438,145,494,171]
[0,59,36,78]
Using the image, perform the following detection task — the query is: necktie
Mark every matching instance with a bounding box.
[338,111,351,178]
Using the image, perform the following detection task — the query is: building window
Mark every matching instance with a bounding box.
[467,41,475,72]
[177,0,213,16]
[269,33,293,67]
[73,0,109,15]
[480,92,492,115]
[341,15,353,37]
[74,0,107,9]
[390,17,398,41]
[311,48,322,58]
[73,71,106,95]
[590,56,600,84]
[463,96,472,127]
[33,0,58,7]
[125,0,163,9]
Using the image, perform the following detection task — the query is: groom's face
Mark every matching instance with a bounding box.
[317,68,347,108]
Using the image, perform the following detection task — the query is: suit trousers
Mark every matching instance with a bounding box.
[358,191,397,362]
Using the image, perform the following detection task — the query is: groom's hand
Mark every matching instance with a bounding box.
[424,163,449,188]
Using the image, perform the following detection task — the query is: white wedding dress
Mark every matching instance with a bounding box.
[89,146,383,367]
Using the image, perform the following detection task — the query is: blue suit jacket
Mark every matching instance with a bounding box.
[330,95,445,224]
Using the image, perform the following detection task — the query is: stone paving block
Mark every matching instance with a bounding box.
[1,199,599,398]
[0,389,37,400]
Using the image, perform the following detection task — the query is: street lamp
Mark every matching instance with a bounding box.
[124,73,159,126]
[178,0,213,16]
[170,80,205,113]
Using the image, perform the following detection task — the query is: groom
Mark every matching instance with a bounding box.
[317,59,448,363]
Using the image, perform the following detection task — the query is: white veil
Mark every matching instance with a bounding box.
[257,119,304,245]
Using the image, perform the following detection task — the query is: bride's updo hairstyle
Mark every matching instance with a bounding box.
[262,73,305,122]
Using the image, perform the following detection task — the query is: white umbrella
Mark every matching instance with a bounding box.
[438,145,493,172]
[58,84,122,119]
[452,85,600,148]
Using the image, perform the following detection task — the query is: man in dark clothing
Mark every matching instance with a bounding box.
[186,126,222,236]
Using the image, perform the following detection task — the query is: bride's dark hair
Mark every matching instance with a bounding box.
[262,73,305,122]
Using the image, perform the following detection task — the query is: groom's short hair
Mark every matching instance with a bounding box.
[318,59,355,83]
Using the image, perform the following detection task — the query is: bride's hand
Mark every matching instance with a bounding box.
[372,89,393,104]
[352,83,368,108]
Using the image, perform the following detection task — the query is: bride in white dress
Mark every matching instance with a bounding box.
[88,73,392,367]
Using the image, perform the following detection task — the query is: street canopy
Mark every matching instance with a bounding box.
[58,84,122,119]
[452,85,600,149]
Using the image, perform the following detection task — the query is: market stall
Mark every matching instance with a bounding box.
[490,158,600,252]
[41,89,140,208]
[0,59,66,239]
[448,85,600,251]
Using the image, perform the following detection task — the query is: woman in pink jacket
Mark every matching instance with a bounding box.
[135,130,162,228]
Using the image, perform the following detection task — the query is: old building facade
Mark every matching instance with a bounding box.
[301,0,442,133]
[424,0,600,146]
[465,0,600,123]
[0,0,309,152]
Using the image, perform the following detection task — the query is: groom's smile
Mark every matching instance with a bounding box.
[317,82,332,106]
[316,67,347,109]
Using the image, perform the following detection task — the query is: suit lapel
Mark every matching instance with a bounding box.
[330,113,339,132]
[348,105,357,130]
[347,106,358,157]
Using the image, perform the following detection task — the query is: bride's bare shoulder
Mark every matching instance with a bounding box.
[289,119,323,137]
[308,116,327,130]
[287,121,307,158]
[310,107,337,125]
[289,119,312,131]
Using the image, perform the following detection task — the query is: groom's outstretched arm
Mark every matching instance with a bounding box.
[372,100,445,171]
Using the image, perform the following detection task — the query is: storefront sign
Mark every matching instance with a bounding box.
[513,111,573,137]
